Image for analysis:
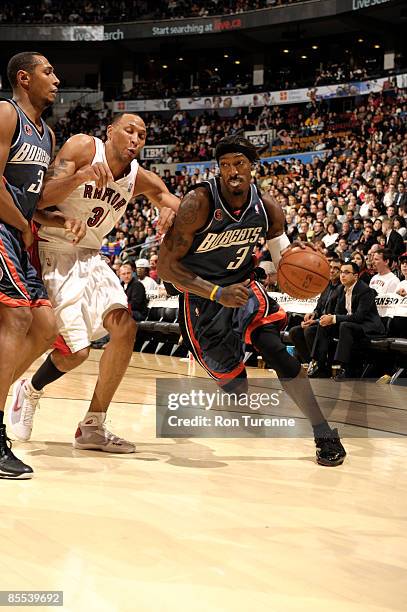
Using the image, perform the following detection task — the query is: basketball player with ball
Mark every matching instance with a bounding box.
[9,113,179,452]
[158,135,346,466]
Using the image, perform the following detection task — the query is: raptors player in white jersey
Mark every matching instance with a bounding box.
[9,113,179,452]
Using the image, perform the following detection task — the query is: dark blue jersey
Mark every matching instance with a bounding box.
[3,99,52,221]
[181,177,269,285]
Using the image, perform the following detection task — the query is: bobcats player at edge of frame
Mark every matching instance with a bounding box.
[0,52,85,480]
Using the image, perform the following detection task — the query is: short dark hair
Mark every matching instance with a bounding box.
[111,112,144,125]
[7,52,44,89]
[376,248,392,264]
[215,135,258,163]
[342,261,359,274]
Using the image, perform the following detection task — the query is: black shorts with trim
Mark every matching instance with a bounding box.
[0,223,49,308]
[179,280,287,386]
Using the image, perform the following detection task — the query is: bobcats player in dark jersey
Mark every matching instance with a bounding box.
[0,52,84,479]
[158,135,346,467]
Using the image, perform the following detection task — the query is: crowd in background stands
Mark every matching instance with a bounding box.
[52,89,407,310]
[121,59,381,101]
[0,0,305,24]
[55,86,406,162]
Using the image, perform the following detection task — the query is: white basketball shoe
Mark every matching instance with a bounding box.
[8,379,43,441]
[73,416,136,453]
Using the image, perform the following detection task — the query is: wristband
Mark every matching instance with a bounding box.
[209,285,219,301]
[215,287,223,302]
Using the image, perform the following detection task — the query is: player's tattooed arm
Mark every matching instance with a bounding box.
[45,158,71,179]
[158,188,218,299]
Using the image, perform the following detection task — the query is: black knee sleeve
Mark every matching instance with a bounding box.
[253,325,301,380]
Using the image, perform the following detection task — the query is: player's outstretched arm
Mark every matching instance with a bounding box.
[0,102,31,235]
[38,134,113,209]
[158,188,250,307]
[134,167,180,213]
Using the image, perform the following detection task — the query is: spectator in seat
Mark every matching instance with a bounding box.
[381,217,405,258]
[369,248,400,295]
[119,263,148,322]
[312,261,385,380]
[290,259,341,373]
[351,251,371,285]
[149,254,160,283]
[395,253,407,297]
[135,258,159,294]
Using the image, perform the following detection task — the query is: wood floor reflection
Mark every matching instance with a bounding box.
[3,351,407,612]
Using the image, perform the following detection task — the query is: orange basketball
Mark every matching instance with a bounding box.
[277,245,330,299]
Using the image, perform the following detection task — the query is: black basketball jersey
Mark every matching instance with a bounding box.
[181,177,269,285]
[3,99,52,221]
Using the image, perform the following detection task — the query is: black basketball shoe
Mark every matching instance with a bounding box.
[314,428,346,467]
[0,424,33,479]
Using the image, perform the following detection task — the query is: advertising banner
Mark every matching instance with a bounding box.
[174,150,329,176]
[141,145,170,161]
[114,72,406,114]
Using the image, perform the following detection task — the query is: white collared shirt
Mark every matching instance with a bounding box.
[344,281,357,314]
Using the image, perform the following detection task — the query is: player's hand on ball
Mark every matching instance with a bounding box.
[22,223,34,249]
[320,314,334,327]
[64,218,87,245]
[77,162,113,189]
[218,280,250,308]
[157,207,176,235]
[281,240,316,256]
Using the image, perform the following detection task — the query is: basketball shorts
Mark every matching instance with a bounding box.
[0,223,50,308]
[179,280,287,386]
[38,246,128,353]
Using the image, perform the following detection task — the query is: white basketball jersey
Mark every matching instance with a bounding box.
[38,137,138,250]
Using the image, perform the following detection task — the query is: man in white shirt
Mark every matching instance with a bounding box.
[369,248,400,295]
[396,253,407,296]
[136,258,159,295]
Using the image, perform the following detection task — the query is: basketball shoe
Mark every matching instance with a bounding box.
[314,428,346,467]
[73,416,135,453]
[0,424,33,479]
[8,380,43,441]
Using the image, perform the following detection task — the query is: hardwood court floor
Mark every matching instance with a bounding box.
[2,351,407,612]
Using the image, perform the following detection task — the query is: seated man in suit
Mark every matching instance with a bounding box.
[311,261,385,380]
[119,263,148,322]
[289,259,341,373]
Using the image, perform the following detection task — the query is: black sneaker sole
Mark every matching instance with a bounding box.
[317,455,346,467]
[0,469,33,480]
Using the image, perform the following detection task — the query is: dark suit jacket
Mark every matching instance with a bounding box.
[313,281,340,318]
[121,278,148,321]
[386,230,405,258]
[393,193,407,209]
[330,280,385,336]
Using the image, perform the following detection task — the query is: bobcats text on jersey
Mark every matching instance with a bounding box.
[196,227,262,252]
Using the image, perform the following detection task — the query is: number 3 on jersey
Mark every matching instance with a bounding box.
[27,169,44,194]
[227,246,250,270]
[87,206,106,228]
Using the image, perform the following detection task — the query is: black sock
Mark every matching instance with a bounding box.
[31,354,65,391]
[0,411,3,426]
[313,421,332,438]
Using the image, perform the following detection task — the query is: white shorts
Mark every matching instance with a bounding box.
[39,246,128,353]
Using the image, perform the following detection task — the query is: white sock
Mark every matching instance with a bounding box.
[82,411,106,426]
